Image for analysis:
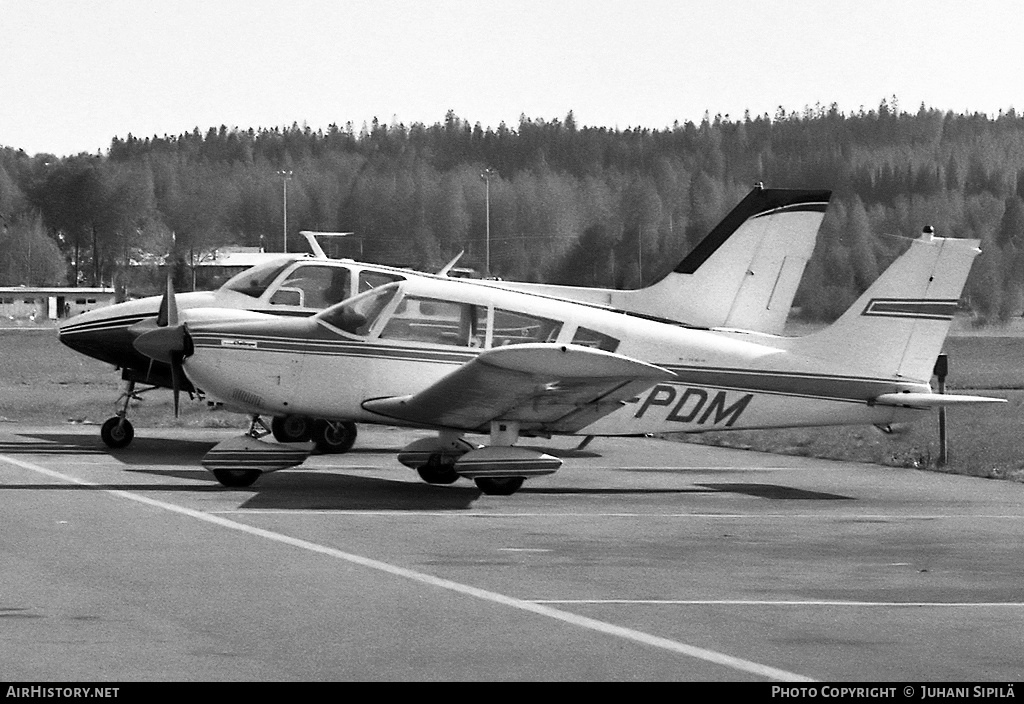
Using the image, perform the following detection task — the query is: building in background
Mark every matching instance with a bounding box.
[0,286,116,326]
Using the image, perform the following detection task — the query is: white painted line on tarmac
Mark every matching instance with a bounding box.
[212,509,1024,520]
[532,599,1024,607]
[0,453,815,683]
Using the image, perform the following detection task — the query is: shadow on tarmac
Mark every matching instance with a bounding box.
[697,483,853,500]
[237,471,482,511]
[16,433,218,464]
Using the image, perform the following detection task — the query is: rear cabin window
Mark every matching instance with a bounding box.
[269,265,351,308]
[359,270,405,293]
[491,309,562,346]
[379,297,486,347]
[571,326,619,352]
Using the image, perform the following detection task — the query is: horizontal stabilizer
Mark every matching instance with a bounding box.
[871,392,1006,408]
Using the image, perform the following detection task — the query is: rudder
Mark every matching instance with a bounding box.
[784,229,979,382]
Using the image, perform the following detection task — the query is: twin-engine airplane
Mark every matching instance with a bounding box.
[59,184,831,450]
[134,227,1003,495]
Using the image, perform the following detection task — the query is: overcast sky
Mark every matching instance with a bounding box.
[2,0,1023,157]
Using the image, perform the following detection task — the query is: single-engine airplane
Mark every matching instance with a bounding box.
[60,185,829,450]
[133,226,1004,495]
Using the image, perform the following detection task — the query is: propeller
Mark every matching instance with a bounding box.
[134,276,189,416]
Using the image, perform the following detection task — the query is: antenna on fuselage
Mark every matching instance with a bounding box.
[438,250,465,276]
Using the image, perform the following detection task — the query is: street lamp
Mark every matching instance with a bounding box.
[480,168,495,277]
[277,170,293,252]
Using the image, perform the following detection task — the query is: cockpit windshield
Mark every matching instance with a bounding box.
[222,259,295,298]
[317,283,400,336]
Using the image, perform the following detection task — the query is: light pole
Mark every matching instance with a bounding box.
[277,170,293,252]
[480,168,495,277]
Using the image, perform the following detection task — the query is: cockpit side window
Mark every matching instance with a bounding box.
[317,283,399,336]
[379,296,486,347]
[223,259,294,299]
[269,265,351,308]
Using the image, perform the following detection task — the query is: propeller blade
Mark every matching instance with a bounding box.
[170,353,183,417]
[156,275,179,327]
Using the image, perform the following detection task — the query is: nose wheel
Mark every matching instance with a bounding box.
[99,379,162,449]
[100,416,134,449]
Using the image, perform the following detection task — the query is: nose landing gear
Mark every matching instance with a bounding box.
[100,379,159,449]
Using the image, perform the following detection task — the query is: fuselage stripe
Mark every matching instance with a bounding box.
[186,333,924,405]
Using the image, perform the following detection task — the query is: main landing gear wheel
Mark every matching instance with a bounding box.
[474,476,525,496]
[212,468,261,488]
[271,415,312,443]
[417,456,460,485]
[100,417,134,449]
[312,420,357,454]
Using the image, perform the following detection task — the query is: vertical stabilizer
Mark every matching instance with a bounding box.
[609,186,831,333]
[784,230,979,382]
[489,185,830,335]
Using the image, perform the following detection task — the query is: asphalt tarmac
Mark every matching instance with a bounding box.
[1,423,1023,682]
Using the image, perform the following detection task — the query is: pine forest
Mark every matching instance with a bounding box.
[3,99,1024,324]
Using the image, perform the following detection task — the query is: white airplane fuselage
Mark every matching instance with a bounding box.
[181,278,926,439]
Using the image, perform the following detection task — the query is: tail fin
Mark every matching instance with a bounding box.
[609,185,831,333]
[784,230,979,382]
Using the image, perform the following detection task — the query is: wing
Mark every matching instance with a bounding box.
[361,343,676,434]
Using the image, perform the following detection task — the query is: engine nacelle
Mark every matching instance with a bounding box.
[454,446,562,479]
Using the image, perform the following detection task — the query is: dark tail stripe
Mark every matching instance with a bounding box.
[861,298,959,320]
[675,188,832,274]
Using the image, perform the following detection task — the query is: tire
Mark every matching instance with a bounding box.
[100,417,134,449]
[272,415,312,443]
[417,457,460,485]
[474,476,525,496]
[212,468,261,487]
[312,420,357,454]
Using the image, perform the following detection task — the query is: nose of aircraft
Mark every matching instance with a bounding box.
[58,311,140,368]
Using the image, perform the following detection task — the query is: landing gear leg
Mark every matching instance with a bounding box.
[474,421,528,496]
[101,380,138,448]
[247,415,273,439]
